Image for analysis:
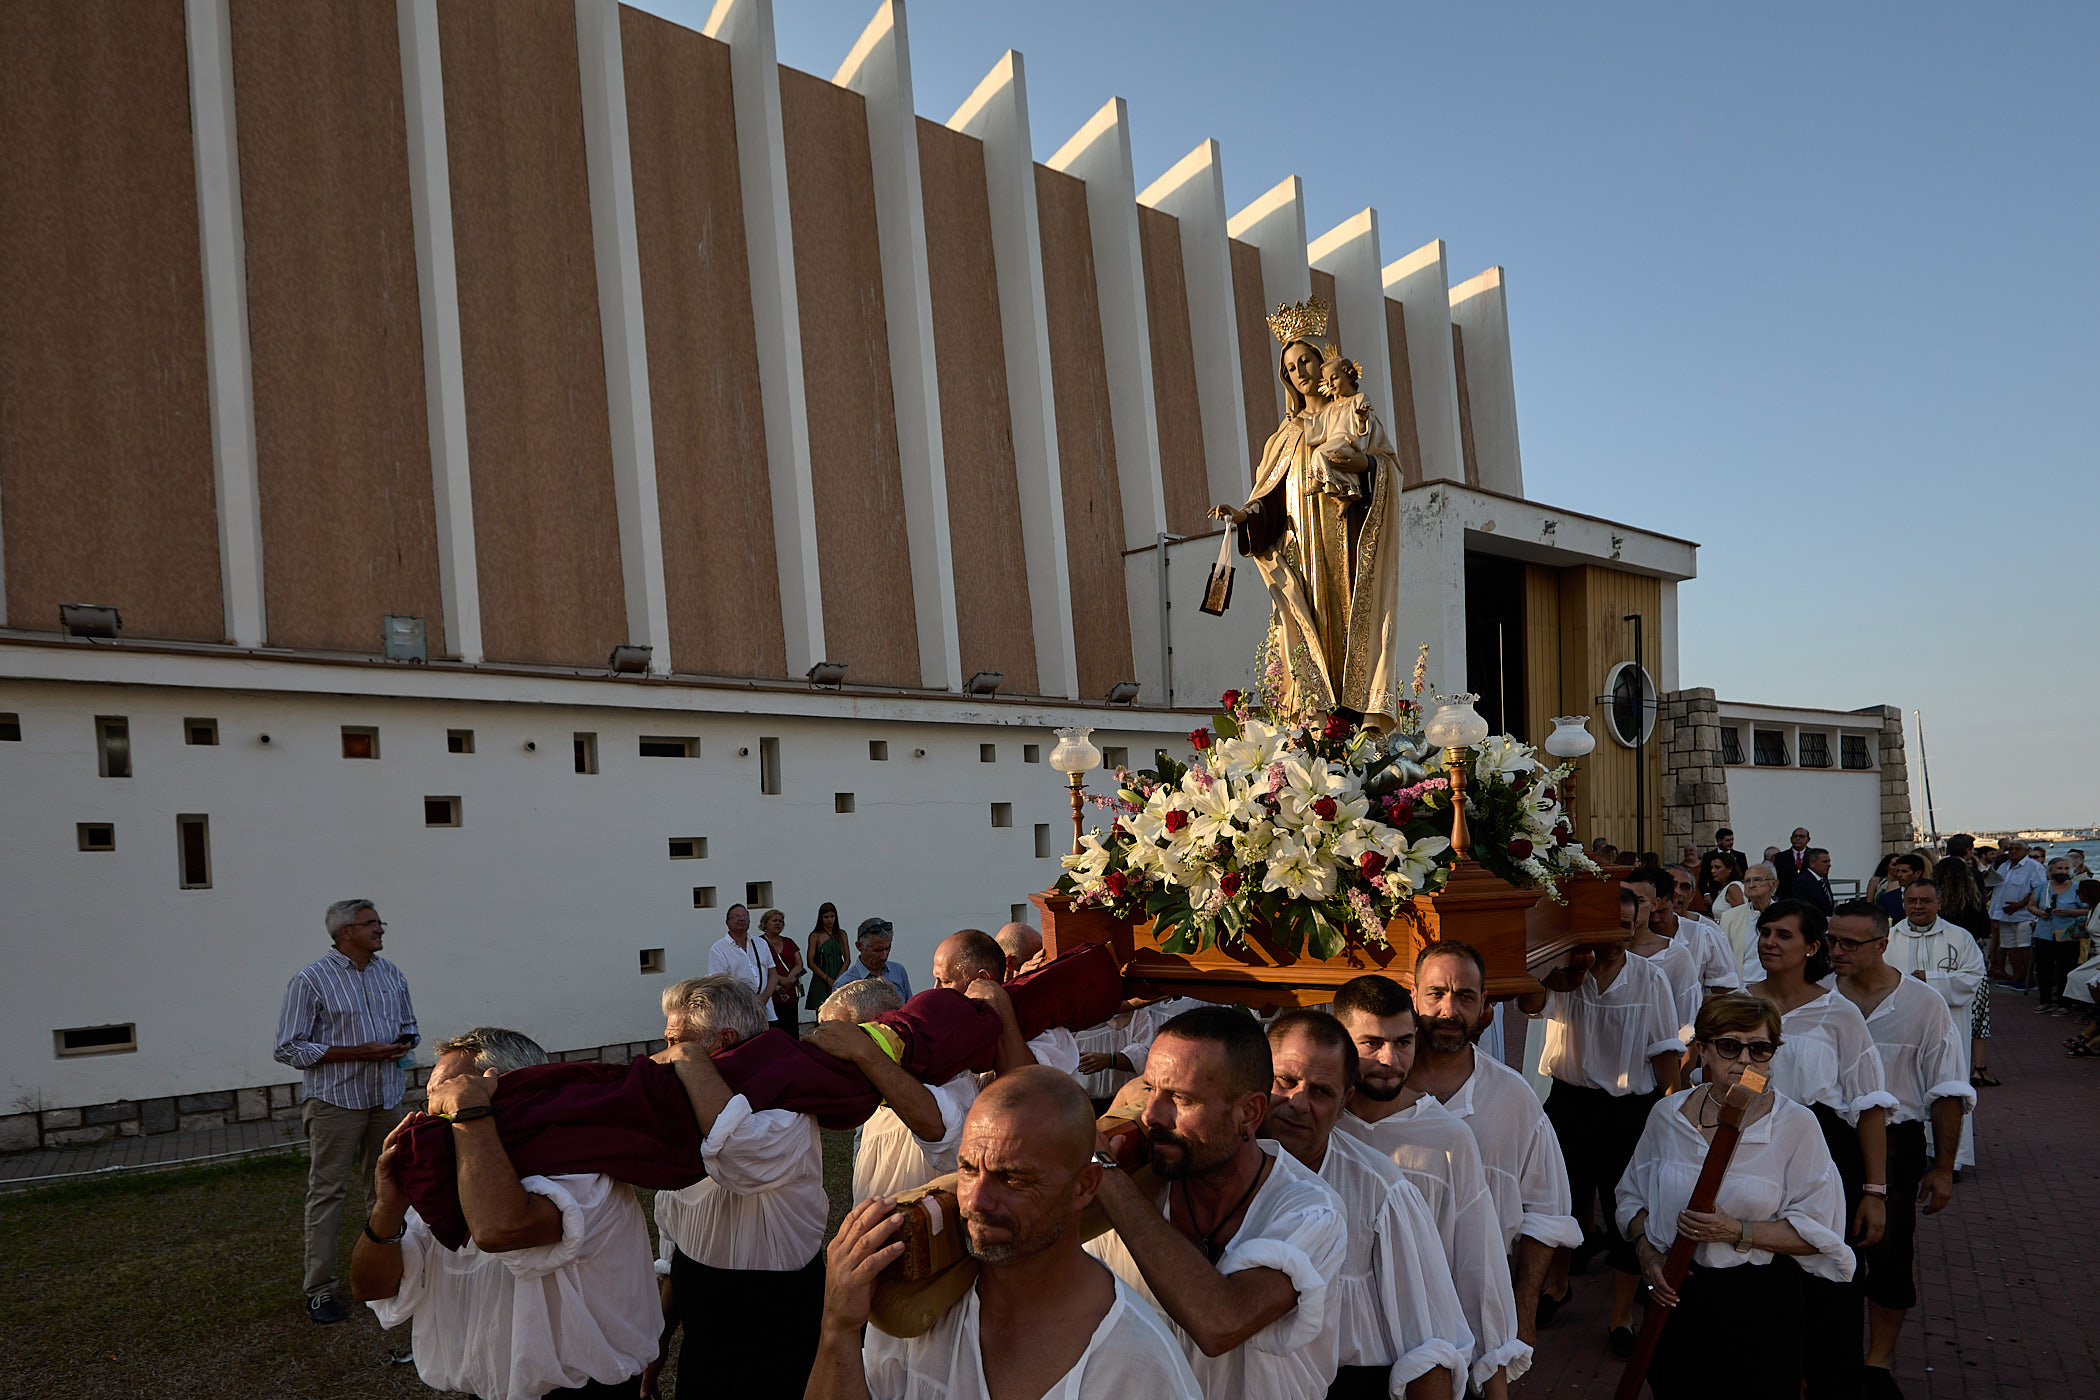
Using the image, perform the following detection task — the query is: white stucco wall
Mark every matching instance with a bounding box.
[1723,764,1885,889]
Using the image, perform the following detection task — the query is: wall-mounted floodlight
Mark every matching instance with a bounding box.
[807,661,849,688]
[1105,680,1141,705]
[608,644,653,674]
[59,604,121,640]
[964,671,1004,696]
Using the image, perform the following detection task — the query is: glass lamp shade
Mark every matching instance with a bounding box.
[1423,694,1491,750]
[1048,726,1102,775]
[1543,714,1598,760]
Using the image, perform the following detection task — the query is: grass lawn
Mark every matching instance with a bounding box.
[0,1131,859,1400]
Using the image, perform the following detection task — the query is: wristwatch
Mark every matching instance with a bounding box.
[1090,1149,1122,1171]
[442,1103,495,1123]
[1734,1220,1755,1253]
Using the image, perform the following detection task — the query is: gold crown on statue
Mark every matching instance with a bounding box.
[1266,295,1330,346]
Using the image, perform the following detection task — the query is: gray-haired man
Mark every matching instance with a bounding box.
[273,898,419,1324]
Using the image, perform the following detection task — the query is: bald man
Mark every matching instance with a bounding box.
[994,921,1043,978]
[811,1068,1201,1400]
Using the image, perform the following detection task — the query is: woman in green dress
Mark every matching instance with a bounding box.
[805,902,847,1014]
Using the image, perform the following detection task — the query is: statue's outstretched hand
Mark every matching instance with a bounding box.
[1209,503,1248,525]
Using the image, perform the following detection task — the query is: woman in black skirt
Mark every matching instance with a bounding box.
[1618,992,1856,1399]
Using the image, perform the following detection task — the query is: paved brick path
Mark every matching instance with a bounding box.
[1521,988,2100,1397]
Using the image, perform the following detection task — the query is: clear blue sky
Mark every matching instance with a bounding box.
[633,0,2097,831]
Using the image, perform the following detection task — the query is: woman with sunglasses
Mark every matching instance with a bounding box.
[1745,900,1895,1400]
[1617,992,1854,1399]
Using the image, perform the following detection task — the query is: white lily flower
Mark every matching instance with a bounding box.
[1060,831,1112,881]
[1473,735,1538,779]
[1261,835,1338,901]
[1389,834,1452,891]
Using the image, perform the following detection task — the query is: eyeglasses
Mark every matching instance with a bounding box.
[346,919,388,932]
[1706,1037,1778,1062]
[1828,933,1886,952]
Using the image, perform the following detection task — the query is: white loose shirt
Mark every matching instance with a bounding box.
[1639,934,1708,1044]
[707,932,777,1022]
[1849,976,1975,1127]
[1533,956,1685,1096]
[1885,917,1986,1024]
[1615,1090,1855,1283]
[1121,997,1208,1075]
[1751,983,1897,1126]
[853,1070,981,1203]
[1681,914,1745,993]
[1076,1014,1137,1099]
[1441,1052,1583,1252]
[1088,1140,1348,1400]
[1718,900,1765,977]
[1026,1027,1083,1075]
[1314,1130,1475,1397]
[369,1173,659,1400]
[654,1094,827,1272]
[1337,1098,1529,1386]
[863,1274,1202,1400]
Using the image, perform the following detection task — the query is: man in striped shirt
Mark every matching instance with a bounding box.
[273,898,419,1325]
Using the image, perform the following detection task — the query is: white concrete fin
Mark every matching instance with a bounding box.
[1046,97,1168,552]
[1139,139,1250,503]
[1226,173,1312,317]
[949,52,1079,701]
[184,0,267,647]
[1448,265,1524,498]
[704,0,826,676]
[1307,207,1395,441]
[834,0,962,691]
[1382,238,1464,486]
[575,0,672,674]
[395,0,482,662]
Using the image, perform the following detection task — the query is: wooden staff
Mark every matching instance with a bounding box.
[1613,1066,1768,1400]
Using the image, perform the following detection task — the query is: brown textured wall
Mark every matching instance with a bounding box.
[0,1,224,641]
[438,0,627,666]
[231,0,445,656]
[1309,268,1342,353]
[1383,298,1424,488]
[917,118,1037,694]
[1137,207,1208,535]
[1451,323,1480,487]
[621,8,785,679]
[1036,166,1132,700]
[779,66,920,688]
[1228,238,1276,474]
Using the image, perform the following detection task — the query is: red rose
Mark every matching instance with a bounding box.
[1103,870,1128,898]
[1222,689,1243,710]
[1508,838,1535,860]
[1541,786,1557,802]
[1385,797,1414,824]
[1359,851,1387,878]
[1220,870,1243,898]
[1553,822,1573,844]
[1164,809,1190,835]
[1313,796,1338,820]
[1189,727,1213,750]
[1323,714,1352,741]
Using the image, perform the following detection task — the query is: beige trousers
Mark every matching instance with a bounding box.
[301,1098,405,1297]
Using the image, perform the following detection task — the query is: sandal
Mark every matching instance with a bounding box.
[1971,1069,2002,1087]
[2069,1043,2099,1058]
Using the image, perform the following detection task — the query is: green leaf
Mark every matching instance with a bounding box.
[1211,714,1243,741]
[1307,909,1345,961]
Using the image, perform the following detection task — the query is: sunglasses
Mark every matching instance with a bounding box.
[1706,1037,1778,1062]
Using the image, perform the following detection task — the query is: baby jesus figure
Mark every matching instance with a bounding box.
[1305,351,1373,499]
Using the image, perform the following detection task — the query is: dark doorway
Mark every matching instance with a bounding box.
[1463,552,1528,739]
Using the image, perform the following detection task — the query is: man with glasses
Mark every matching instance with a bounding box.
[1774,827,1814,897]
[1829,901,1972,1400]
[274,898,420,1324]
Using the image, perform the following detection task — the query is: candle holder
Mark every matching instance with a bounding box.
[1047,727,1103,854]
[1423,694,1491,862]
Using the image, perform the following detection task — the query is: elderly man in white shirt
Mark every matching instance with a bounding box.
[1264,1010,1474,1400]
[1884,877,1986,1168]
[1720,863,1781,981]
[811,1066,1202,1400]
[351,1026,658,1400]
[1087,1004,1349,1400]
[1987,840,2047,989]
[706,903,785,1025]
[1334,977,1530,1398]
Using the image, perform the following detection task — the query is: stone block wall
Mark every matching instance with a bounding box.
[1876,705,1916,853]
[0,1037,669,1156]
[1657,687,1731,859]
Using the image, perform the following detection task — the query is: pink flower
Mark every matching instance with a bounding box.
[1508,838,1534,860]
[1359,851,1387,879]
[1189,727,1213,750]
[1164,810,1190,836]
[1313,797,1338,820]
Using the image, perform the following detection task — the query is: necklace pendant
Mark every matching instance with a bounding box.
[1197,1239,1216,1262]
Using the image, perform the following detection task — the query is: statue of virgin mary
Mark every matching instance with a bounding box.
[1209,298,1404,728]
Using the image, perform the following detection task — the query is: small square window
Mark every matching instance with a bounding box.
[55,1024,137,1057]
[424,796,461,827]
[0,712,20,741]
[669,837,708,860]
[759,737,781,794]
[835,793,855,813]
[177,814,211,889]
[746,880,773,906]
[1034,823,1052,858]
[639,736,697,758]
[447,729,474,754]
[97,716,131,777]
[1023,743,1040,763]
[78,822,116,852]
[574,732,599,774]
[1101,746,1128,770]
[184,718,218,746]
[693,886,717,909]
[990,803,1013,829]
[868,740,889,761]
[1010,903,1029,925]
[342,726,380,760]
[639,948,666,975]
[1752,730,1789,767]
[980,744,997,763]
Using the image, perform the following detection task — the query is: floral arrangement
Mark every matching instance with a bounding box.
[1054,685,1600,960]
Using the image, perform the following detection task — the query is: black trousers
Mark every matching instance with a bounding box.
[1648,1260,1806,1399]
[1545,1079,1661,1274]
[2033,938,2073,1004]
[669,1246,825,1400]
[1862,1120,1929,1311]
[1326,1364,1388,1399]
[1805,1101,1867,1400]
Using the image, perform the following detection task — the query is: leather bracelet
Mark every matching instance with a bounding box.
[1861,1183,1888,1197]
[365,1216,406,1244]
